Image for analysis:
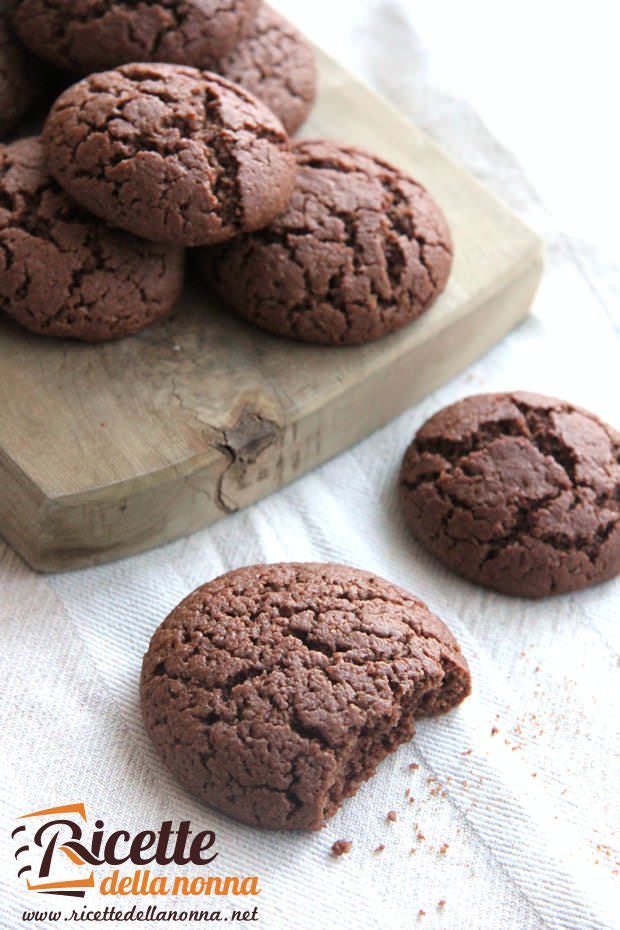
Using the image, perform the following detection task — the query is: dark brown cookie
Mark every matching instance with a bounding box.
[42,64,296,247]
[0,11,42,139]
[9,0,261,73]
[0,137,184,341]
[400,392,620,597]
[198,140,452,345]
[216,5,316,135]
[140,562,471,830]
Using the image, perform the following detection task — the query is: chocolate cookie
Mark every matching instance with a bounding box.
[140,562,471,830]
[198,140,452,345]
[0,11,42,139]
[9,0,261,73]
[216,5,316,135]
[0,137,184,341]
[43,64,296,247]
[400,392,620,597]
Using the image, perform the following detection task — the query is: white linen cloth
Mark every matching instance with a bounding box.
[1,3,618,928]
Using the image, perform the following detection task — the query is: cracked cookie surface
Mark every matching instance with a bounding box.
[42,63,296,246]
[400,392,620,597]
[0,137,184,341]
[0,11,42,139]
[9,0,261,73]
[140,562,470,830]
[216,4,316,135]
[198,140,453,345]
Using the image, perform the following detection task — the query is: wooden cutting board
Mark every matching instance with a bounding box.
[0,48,543,572]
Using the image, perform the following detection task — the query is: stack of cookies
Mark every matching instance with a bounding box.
[0,0,452,346]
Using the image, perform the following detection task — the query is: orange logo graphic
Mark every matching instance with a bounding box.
[12,804,95,898]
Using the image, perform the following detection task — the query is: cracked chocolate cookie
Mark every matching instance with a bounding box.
[140,562,471,830]
[216,5,316,135]
[198,140,452,345]
[400,392,620,597]
[0,137,185,341]
[0,11,42,139]
[8,0,261,73]
[42,64,296,247]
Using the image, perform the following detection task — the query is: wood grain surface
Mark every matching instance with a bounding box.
[0,48,544,572]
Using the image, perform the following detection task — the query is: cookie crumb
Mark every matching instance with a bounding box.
[387,810,398,822]
[331,840,352,857]
[491,725,499,736]
[439,843,449,855]
[409,762,420,771]
[417,909,426,919]
[438,900,446,910]
[461,748,473,755]
[374,844,385,854]
[410,847,417,855]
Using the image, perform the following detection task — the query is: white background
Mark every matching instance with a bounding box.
[2,2,619,929]
[278,0,619,264]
